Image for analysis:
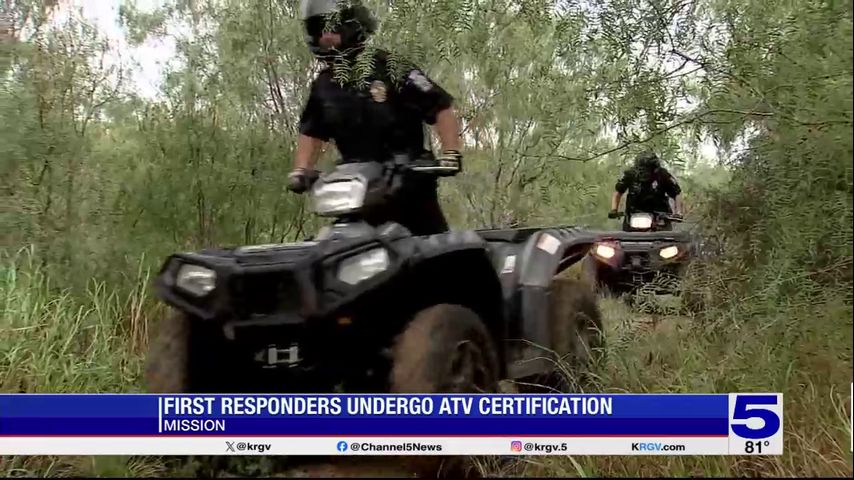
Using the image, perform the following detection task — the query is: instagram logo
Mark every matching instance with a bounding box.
[510,441,523,452]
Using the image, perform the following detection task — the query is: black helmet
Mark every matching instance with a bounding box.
[299,0,377,58]
[634,150,661,171]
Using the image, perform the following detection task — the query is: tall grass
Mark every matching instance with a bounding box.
[483,292,853,477]
[1,248,851,477]
[0,247,176,478]
[1,247,152,393]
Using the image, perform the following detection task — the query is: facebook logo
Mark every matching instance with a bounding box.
[336,441,348,452]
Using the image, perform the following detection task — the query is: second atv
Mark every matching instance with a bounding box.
[582,211,694,297]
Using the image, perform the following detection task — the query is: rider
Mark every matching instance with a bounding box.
[608,150,684,230]
[287,0,463,236]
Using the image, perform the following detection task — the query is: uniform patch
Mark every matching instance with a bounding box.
[369,80,387,102]
[407,69,433,91]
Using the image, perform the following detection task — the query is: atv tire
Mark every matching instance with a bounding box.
[581,255,601,293]
[390,304,497,478]
[145,310,192,392]
[582,255,622,297]
[517,278,605,393]
[390,304,499,394]
[145,310,225,393]
[549,278,605,369]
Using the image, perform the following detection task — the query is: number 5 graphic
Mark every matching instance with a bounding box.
[730,395,781,439]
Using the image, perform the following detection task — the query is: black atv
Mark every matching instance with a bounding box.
[146,154,605,396]
[582,211,693,297]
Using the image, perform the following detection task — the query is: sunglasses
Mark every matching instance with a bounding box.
[305,16,334,40]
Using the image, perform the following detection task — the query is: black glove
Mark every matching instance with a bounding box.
[437,150,462,176]
[411,150,462,176]
[286,168,319,194]
[607,209,620,219]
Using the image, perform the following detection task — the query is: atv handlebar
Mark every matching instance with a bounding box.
[655,211,684,222]
[309,152,438,188]
[610,211,683,222]
[336,152,437,172]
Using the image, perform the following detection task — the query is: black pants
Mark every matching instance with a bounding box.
[364,177,449,236]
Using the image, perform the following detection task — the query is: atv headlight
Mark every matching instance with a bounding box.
[310,179,367,217]
[337,248,390,285]
[594,243,616,259]
[659,245,680,259]
[175,264,217,297]
[629,213,653,229]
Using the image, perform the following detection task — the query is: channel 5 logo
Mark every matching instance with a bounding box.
[728,394,782,439]
[510,441,523,452]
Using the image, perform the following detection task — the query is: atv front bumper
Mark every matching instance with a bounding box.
[153,237,404,388]
[154,242,319,324]
[588,231,693,291]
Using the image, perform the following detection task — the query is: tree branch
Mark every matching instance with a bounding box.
[521,108,785,163]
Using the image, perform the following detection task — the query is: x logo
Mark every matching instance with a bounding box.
[225,441,235,452]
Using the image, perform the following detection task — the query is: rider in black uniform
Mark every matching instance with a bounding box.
[287,0,463,236]
[609,151,684,230]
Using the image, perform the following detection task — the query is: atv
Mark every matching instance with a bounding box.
[145,153,606,397]
[582,211,693,297]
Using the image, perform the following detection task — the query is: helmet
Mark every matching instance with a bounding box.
[299,0,377,58]
[634,150,661,171]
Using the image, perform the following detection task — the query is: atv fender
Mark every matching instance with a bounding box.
[394,230,508,375]
[408,229,490,262]
[513,227,601,349]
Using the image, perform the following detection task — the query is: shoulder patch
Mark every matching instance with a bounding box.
[369,80,387,102]
[407,69,433,92]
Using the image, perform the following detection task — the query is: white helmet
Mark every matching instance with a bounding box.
[299,0,377,57]
[299,0,341,20]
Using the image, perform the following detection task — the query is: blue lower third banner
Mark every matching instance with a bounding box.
[0,393,783,455]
